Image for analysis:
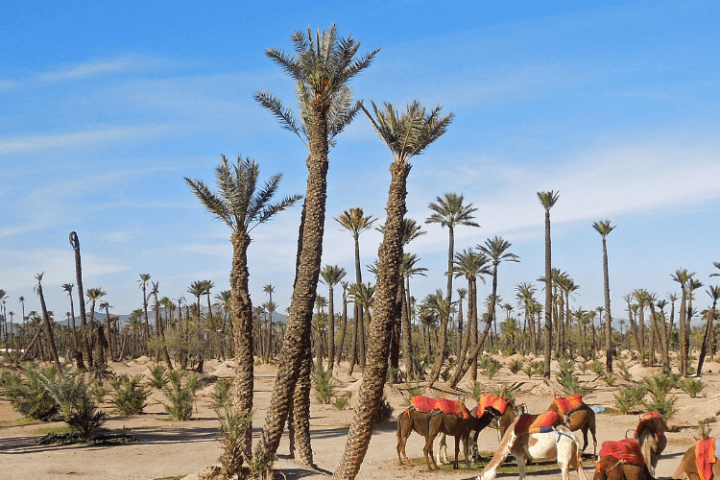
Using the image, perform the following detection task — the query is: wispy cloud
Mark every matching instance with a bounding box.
[0,79,18,90]
[0,125,171,155]
[38,55,149,83]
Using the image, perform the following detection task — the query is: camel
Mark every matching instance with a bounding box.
[548,398,598,454]
[436,401,519,465]
[396,407,434,467]
[423,408,473,471]
[633,412,668,478]
[476,416,588,480]
[672,439,720,480]
[594,454,656,480]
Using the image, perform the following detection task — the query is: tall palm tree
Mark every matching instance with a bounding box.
[86,287,106,366]
[138,274,152,348]
[320,265,346,375]
[151,281,173,369]
[99,300,113,361]
[684,278,703,376]
[254,25,378,467]
[263,300,278,360]
[201,280,216,331]
[449,248,491,386]
[62,283,78,347]
[696,285,719,376]
[187,155,301,462]
[263,285,275,361]
[537,191,559,378]
[35,273,61,370]
[425,192,479,387]
[69,231,92,368]
[671,269,694,375]
[516,283,538,355]
[334,100,452,480]
[592,220,615,372]
[18,296,26,349]
[400,253,427,380]
[336,208,377,373]
[335,281,350,366]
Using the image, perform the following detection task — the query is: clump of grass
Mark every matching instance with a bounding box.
[333,392,351,410]
[163,370,198,421]
[604,372,616,386]
[643,393,677,421]
[558,359,585,395]
[696,419,714,440]
[110,374,150,415]
[312,364,335,404]
[509,359,523,374]
[90,381,109,404]
[215,405,252,478]
[678,378,705,398]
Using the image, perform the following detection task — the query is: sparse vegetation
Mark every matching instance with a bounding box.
[110,374,150,415]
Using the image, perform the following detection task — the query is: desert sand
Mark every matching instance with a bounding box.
[1,354,719,480]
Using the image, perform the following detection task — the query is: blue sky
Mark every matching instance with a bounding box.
[2,1,719,326]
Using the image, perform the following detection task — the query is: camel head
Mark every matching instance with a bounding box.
[638,429,666,478]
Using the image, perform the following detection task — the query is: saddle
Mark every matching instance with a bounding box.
[478,393,509,418]
[514,411,561,434]
[635,412,668,439]
[552,393,585,416]
[695,437,718,480]
[598,439,645,469]
[410,396,470,419]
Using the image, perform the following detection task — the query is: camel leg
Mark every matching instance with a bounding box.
[437,433,448,465]
[581,424,589,454]
[397,423,413,467]
[515,448,527,480]
[453,435,461,469]
[424,433,440,471]
[463,431,471,469]
[572,433,588,480]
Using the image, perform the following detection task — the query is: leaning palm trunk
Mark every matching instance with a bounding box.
[427,226,454,388]
[37,279,62,371]
[697,299,717,376]
[70,232,93,368]
[256,110,329,463]
[400,278,414,381]
[333,159,408,480]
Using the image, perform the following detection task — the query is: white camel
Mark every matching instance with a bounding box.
[476,416,587,480]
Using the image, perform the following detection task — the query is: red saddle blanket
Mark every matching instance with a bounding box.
[635,412,668,439]
[514,411,561,434]
[599,439,645,466]
[410,396,470,419]
[696,438,718,480]
[411,395,438,412]
[552,394,585,415]
[434,398,470,419]
[478,394,509,418]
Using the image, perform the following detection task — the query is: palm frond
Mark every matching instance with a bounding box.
[185,177,234,229]
[254,90,307,147]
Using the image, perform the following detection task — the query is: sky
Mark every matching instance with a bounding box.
[1,1,719,327]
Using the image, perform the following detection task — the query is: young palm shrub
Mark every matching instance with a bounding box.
[91,381,109,404]
[209,378,233,411]
[3,364,59,421]
[148,365,168,390]
[403,383,424,406]
[110,374,149,415]
[36,369,90,422]
[491,384,516,405]
[643,373,679,396]
[678,378,705,398]
[215,405,252,478]
[471,381,484,400]
[509,359,523,374]
[614,384,646,414]
[481,357,502,380]
[334,392,351,410]
[163,371,198,421]
[523,363,534,379]
[532,360,545,377]
[643,393,677,421]
[67,393,107,440]
[590,361,605,376]
[312,364,335,404]
[616,360,631,381]
[604,373,616,386]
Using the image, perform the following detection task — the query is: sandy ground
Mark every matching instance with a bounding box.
[1,354,719,480]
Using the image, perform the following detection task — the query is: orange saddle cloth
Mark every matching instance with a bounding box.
[477,394,509,417]
[552,394,585,415]
[696,438,718,480]
[411,395,438,412]
[599,439,645,466]
[514,411,561,434]
[434,398,470,419]
[635,412,668,439]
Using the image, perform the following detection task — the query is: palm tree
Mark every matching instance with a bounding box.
[69,231,92,368]
[35,273,61,370]
[537,191,559,378]
[62,283,78,347]
[449,248,491,385]
[320,265,346,375]
[254,25,378,467]
[516,283,538,355]
[263,300,278,360]
[99,300,113,361]
[592,220,615,372]
[334,100,452,480]
[684,278,703,376]
[187,155,301,462]
[697,285,720,376]
[263,284,275,361]
[671,269,694,375]
[400,253,427,380]
[151,281,173,369]
[335,281,350,366]
[18,296,26,349]
[336,208,377,373]
[86,287,106,366]
[138,274,152,348]
[425,192,479,387]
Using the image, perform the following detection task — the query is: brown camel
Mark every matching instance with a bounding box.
[672,441,720,480]
[548,401,598,454]
[396,407,434,467]
[594,456,656,480]
[634,413,667,478]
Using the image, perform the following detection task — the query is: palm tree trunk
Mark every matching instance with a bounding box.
[333,160,408,480]
[400,278,413,381]
[328,286,335,374]
[256,108,329,463]
[70,232,93,368]
[601,237,613,373]
[427,226,454,388]
[230,231,254,459]
[679,288,687,375]
[336,288,348,366]
[697,299,717,376]
[37,282,61,371]
[543,211,553,378]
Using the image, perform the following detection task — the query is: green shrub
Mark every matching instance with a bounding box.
[210,378,233,411]
[3,365,59,421]
[509,360,523,374]
[604,373,616,386]
[312,364,335,404]
[578,361,590,375]
[524,363,534,379]
[35,369,90,422]
[491,384,516,405]
[643,393,677,421]
[334,392,351,410]
[532,361,545,376]
[148,365,168,389]
[678,378,705,398]
[480,357,501,380]
[643,373,679,396]
[375,395,394,424]
[617,360,630,381]
[215,405,252,477]
[404,383,424,406]
[590,361,605,376]
[386,366,405,384]
[110,374,150,415]
[614,384,645,414]
[90,382,109,404]
[471,382,484,400]
[163,372,197,421]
